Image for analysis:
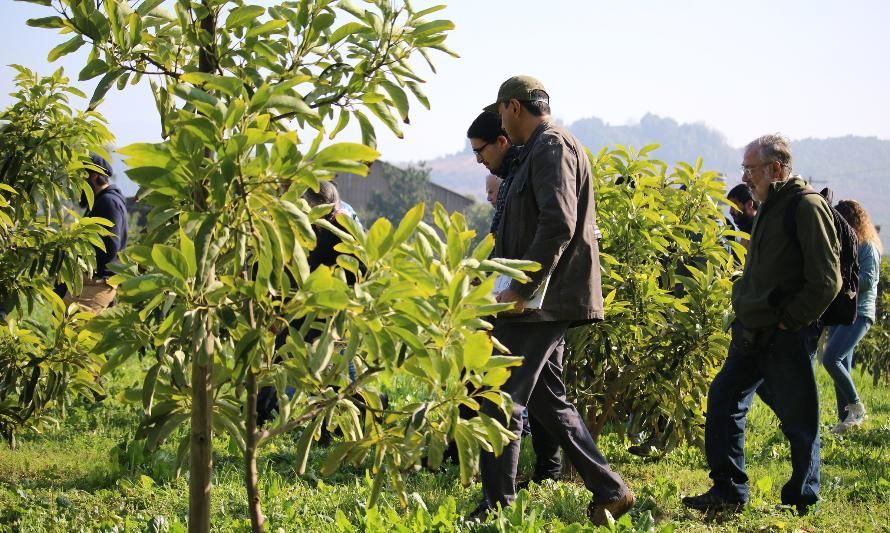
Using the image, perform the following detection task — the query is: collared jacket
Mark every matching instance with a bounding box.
[732,176,841,331]
[494,121,603,324]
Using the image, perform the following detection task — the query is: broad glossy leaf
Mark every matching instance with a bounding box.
[89,69,124,109]
[313,142,380,166]
[78,58,109,81]
[226,5,265,28]
[462,331,492,370]
[151,245,190,282]
[391,203,424,250]
[245,19,288,38]
[47,35,84,62]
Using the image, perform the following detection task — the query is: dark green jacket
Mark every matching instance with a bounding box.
[494,121,603,323]
[731,176,841,331]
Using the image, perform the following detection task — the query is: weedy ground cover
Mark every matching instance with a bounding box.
[1,363,887,531]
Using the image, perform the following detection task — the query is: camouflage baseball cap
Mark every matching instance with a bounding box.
[483,75,549,113]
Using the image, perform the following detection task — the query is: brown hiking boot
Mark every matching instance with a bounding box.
[588,490,635,525]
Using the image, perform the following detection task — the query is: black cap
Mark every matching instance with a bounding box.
[88,153,112,177]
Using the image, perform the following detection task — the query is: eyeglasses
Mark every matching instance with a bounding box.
[741,161,782,177]
[472,141,492,158]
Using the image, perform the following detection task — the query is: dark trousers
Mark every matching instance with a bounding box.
[705,321,821,506]
[480,320,628,507]
[529,416,562,480]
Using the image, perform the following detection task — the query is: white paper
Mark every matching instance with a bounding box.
[493,273,550,310]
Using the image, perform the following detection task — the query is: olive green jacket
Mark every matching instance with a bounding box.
[731,176,841,331]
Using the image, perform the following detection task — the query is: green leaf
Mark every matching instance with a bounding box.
[266,94,316,116]
[365,101,403,138]
[313,143,380,165]
[89,69,123,109]
[328,21,366,44]
[233,329,261,368]
[127,12,143,47]
[118,274,169,302]
[293,416,324,475]
[412,19,455,37]
[179,229,197,277]
[173,83,219,107]
[453,422,479,487]
[180,72,243,97]
[151,245,190,282]
[354,110,376,148]
[79,58,109,81]
[321,441,359,476]
[379,80,409,122]
[27,16,65,29]
[463,331,493,370]
[391,203,424,249]
[365,217,394,261]
[136,0,166,16]
[47,35,85,62]
[226,5,266,28]
[410,5,448,20]
[142,363,161,415]
[405,81,430,110]
[245,19,288,38]
[328,108,350,140]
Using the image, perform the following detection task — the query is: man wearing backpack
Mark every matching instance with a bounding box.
[683,134,841,516]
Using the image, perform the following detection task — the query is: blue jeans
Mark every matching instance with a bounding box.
[823,316,872,421]
[704,322,821,507]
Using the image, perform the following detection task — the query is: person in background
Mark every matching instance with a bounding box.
[339,199,363,228]
[64,153,128,313]
[727,183,758,249]
[823,200,882,434]
[257,181,359,425]
[485,173,502,208]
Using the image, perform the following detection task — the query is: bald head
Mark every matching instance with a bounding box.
[485,174,502,207]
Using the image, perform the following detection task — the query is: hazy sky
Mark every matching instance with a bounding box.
[3,0,890,166]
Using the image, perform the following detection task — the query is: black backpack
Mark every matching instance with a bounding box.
[785,188,859,326]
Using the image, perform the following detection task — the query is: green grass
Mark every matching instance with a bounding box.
[1,365,888,532]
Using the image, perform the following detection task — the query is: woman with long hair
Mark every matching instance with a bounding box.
[824,200,883,434]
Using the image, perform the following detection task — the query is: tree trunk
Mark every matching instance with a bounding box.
[189,8,218,532]
[245,369,265,532]
[189,311,214,533]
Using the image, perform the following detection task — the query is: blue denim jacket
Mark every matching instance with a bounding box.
[857,241,880,321]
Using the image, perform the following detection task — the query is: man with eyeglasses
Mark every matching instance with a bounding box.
[683,134,840,516]
[467,111,521,235]
[470,75,633,525]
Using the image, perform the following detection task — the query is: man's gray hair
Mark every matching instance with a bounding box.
[303,180,340,210]
[746,133,792,177]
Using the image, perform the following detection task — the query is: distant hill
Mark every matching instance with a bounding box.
[422,114,890,251]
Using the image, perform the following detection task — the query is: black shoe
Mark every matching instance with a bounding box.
[780,500,818,516]
[627,443,655,457]
[467,501,495,522]
[682,489,745,512]
[517,472,559,491]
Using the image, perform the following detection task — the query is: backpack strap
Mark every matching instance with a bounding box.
[784,190,821,246]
